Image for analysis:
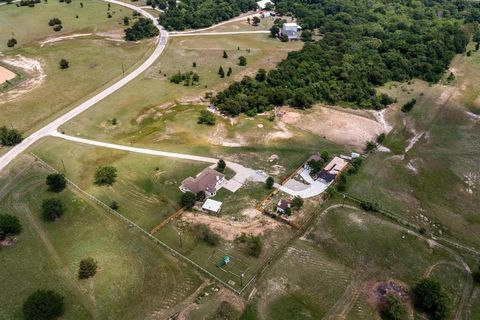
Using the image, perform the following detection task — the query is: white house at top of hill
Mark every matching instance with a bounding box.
[282,22,301,40]
[257,0,273,10]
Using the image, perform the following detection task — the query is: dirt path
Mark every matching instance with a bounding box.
[39,33,93,47]
[181,210,279,241]
[322,271,367,320]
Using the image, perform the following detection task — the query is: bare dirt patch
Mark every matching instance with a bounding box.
[0,55,45,102]
[0,237,18,248]
[0,65,16,84]
[96,29,125,41]
[136,102,175,124]
[181,210,279,241]
[364,279,413,318]
[208,122,247,147]
[347,212,364,226]
[371,108,394,133]
[279,105,384,150]
[39,33,92,47]
[265,121,293,141]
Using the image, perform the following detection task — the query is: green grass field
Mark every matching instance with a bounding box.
[346,47,480,250]
[59,34,303,140]
[0,154,203,319]
[31,137,210,231]
[0,1,130,52]
[253,206,471,320]
[0,0,153,134]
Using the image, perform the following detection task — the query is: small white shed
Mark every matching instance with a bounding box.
[202,199,223,214]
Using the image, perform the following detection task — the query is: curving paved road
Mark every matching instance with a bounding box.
[169,30,270,38]
[0,0,168,172]
[169,12,261,35]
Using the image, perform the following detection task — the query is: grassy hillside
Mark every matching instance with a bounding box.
[0,154,203,319]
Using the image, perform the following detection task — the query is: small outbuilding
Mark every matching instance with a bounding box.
[202,199,223,214]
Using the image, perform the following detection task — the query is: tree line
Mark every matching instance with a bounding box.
[212,0,473,116]
[158,0,257,30]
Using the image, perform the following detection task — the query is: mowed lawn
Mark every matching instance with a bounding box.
[255,206,469,320]
[59,34,303,141]
[0,154,203,320]
[0,0,130,52]
[0,0,153,134]
[32,137,210,231]
[346,48,480,250]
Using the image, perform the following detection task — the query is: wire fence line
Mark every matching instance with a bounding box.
[30,153,243,294]
[341,192,480,258]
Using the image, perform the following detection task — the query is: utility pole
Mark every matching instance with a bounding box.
[342,193,347,207]
[178,231,183,249]
[240,273,244,287]
[61,159,66,174]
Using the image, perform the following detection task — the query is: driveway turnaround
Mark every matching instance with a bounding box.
[0,0,168,173]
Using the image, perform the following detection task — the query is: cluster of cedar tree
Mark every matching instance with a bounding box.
[208,0,473,115]
[158,0,257,30]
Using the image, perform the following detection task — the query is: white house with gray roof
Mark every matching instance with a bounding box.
[282,22,301,40]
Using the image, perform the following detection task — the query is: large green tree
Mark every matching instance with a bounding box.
[46,173,67,193]
[413,278,451,320]
[94,166,118,186]
[125,18,159,41]
[41,198,65,222]
[23,290,65,320]
[0,214,22,236]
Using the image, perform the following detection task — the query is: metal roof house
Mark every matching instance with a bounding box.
[282,22,301,40]
[257,0,273,10]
